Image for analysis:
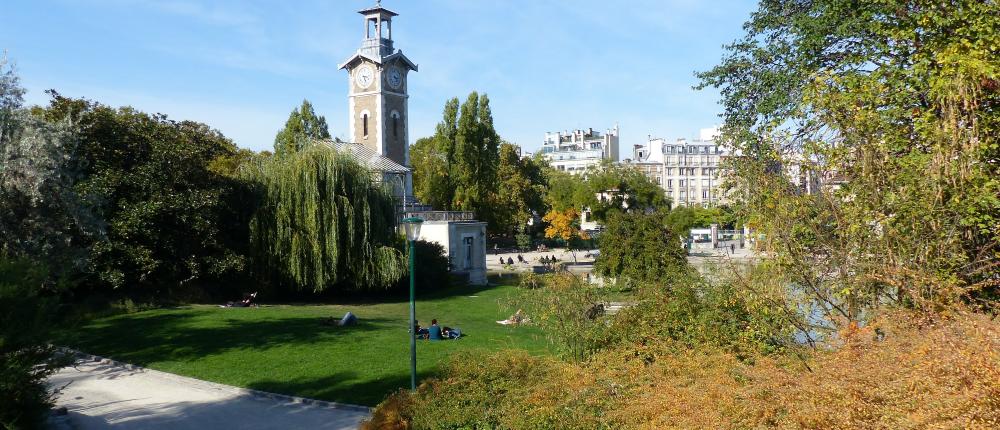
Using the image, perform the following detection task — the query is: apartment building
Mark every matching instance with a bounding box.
[540,125,620,173]
[626,127,727,207]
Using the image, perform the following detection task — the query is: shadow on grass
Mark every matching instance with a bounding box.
[247,371,420,407]
[60,312,395,368]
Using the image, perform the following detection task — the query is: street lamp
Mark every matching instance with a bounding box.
[400,216,423,391]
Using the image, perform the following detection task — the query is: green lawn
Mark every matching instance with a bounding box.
[58,282,550,406]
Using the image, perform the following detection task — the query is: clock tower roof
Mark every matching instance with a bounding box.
[358,2,398,18]
[338,1,417,71]
[338,50,417,72]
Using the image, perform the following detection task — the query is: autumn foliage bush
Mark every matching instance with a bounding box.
[365,310,1000,429]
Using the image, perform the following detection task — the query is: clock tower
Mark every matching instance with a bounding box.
[339,1,417,177]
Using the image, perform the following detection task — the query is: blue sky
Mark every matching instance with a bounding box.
[2,0,757,155]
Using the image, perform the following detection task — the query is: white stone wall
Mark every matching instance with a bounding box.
[415,221,487,285]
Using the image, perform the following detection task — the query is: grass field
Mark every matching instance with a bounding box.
[58,281,550,406]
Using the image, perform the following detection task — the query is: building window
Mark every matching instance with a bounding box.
[701,179,710,187]
[679,179,686,187]
[666,179,673,188]
[393,116,399,138]
[362,114,369,138]
[703,189,710,199]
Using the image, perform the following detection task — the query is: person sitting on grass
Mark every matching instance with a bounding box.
[415,320,429,338]
[426,319,444,340]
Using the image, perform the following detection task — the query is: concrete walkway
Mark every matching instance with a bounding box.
[49,357,370,430]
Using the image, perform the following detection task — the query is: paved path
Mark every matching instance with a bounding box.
[49,358,370,430]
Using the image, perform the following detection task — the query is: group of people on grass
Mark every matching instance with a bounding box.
[415,319,461,340]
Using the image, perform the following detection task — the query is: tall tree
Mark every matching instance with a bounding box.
[240,146,405,293]
[410,136,447,209]
[582,161,669,221]
[493,142,546,235]
[1,64,101,278]
[698,0,1000,327]
[595,211,687,286]
[539,161,668,238]
[274,99,331,156]
[542,208,587,243]
[0,52,25,143]
[34,93,247,293]
[411,98,460,210]
[453,92,500,226]
[435,97,460,172]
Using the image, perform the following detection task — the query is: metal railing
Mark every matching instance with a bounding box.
[402,210,476,222]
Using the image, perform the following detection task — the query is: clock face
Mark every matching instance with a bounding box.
[387,67,403,89]
[355,65,374,89]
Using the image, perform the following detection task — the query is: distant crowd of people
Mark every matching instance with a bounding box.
[497,254,560,267]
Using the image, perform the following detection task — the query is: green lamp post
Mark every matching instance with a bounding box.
[400,217,424,391]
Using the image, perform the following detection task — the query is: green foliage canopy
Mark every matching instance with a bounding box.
[492,142,547,235]
[595,211,687,286]
[698,0,1000,323]
[240,146,405,292]
[453,92,500,226]
[410,136,453,210]
[412,94,540,234]
[274,99,331,156]
[33,93,247,293]
[542,161,669,225]
[663,205,739,238]
[1,63,102,277]
[0,258,71,429]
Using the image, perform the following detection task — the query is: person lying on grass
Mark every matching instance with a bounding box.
[220,292,257,308]
[497,309,528,325]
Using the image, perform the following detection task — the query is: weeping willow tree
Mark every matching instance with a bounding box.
[239,146,405,292]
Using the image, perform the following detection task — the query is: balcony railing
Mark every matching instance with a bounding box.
[402,210,476,222]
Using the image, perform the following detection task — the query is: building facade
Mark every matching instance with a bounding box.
[541,126,620,173]
[627,127,728,207]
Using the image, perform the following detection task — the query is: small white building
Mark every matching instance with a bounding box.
[541,126,620,173]
[403,211,487,285]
